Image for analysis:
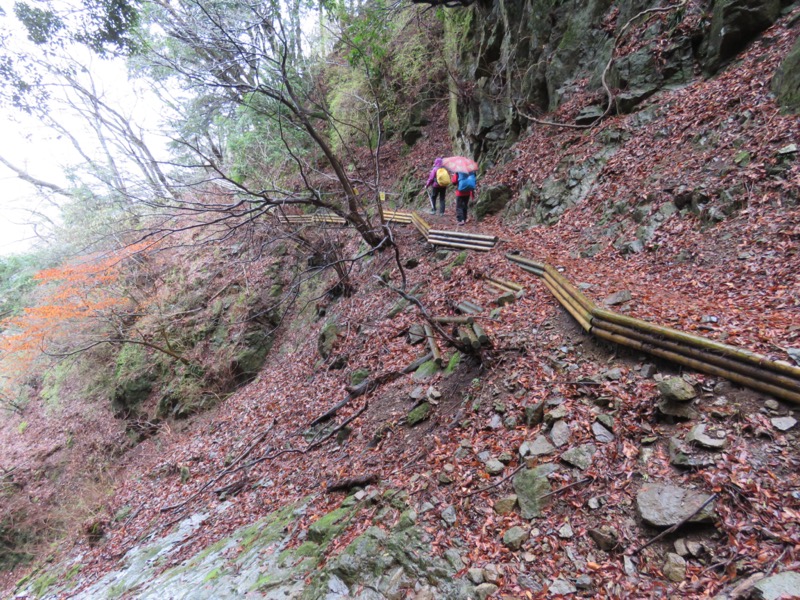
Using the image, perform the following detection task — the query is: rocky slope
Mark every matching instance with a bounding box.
[4,1,800,599]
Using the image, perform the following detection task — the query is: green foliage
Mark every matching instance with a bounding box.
[13,0,139,56]
[17,421,29,434]
[323,2,446,150]
[3,0,140,110]
[444,351,461,376]
[225,98,311,187]
[0,253,50,323]
[110,343,155,413]
[40,360,74,409]
[30,571,58,597]
[326,65,374,153]
[12,4,64,45]
[114,342,148,381]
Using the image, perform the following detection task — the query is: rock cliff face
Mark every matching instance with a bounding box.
[448,0,795,162]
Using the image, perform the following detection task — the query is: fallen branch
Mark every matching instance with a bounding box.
[161,407,367,514]
[214,477,249,498]
[325,474,379,493]
[159,421,277,513]
[627,492,718,555]
[464,464,525,498]
[537,477,592,500]
[377,278,468,352]
[308,353,432,427]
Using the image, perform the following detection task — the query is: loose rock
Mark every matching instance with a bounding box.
[771,416,797,432]
[561,444,596,470]
[493,496,517,516]
[468,568,484,584]
[503,526,528,550]
[636,484,716,527]
[662,553,686,582]
[604,290,632,305]
[485,459,505,476]
[752,571,800,600]
[520,436,556,457]
[545,406,568,424]
[685,424,727,449]
[657,377,697,402]
[588,526,619,551]
[440,505,457,526]
[475,583,498,600]
[513,465,557,519]
[658,399,698,420]
[524,401,545,426]
[550,420,572,447]
[557,522,574,539]
[549,577,577,595]
[592,421,615,443]
[669,436,718,468]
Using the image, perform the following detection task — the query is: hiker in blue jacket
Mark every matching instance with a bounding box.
[424,157,449,215]
[451,171,476,225]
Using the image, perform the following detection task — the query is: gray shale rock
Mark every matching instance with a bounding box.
[550,420,572,447]
[561,444,596,471]
[669,436,718,469]
[686,424,727,449]
[592,421,615,443]
[503,526,528,550]
[513,465,558,519]
[771,416,797,432]
[475,583,498,600]
[657,377,697,402]
[520,436,556,457]
[549,577,577,595]
[637,483,716,527]
[588,526,619,551]
[752,571,800,600]
[662,553,686,582]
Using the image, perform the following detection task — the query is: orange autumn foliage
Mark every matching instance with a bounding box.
[0,245,147,392]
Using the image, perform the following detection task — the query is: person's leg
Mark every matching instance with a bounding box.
[428,188,437,213]
[456,196,467,223]
[437,188,446,214]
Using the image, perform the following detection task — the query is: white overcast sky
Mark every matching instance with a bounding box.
[0,0,168,257]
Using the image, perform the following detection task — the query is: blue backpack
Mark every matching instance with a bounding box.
[457,171,477,192]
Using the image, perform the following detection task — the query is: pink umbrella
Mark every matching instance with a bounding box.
[441,156,479,173]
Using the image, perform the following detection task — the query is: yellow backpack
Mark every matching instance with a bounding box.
[435,167,451,187]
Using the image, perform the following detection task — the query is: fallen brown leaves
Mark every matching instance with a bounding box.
[4,8,800,600]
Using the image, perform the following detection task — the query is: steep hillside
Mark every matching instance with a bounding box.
[3,2,799,599]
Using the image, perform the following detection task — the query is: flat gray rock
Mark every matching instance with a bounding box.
[513,465,557,519]
[604,290,632,305]
[592,421,615,443]
[485,459,505,475]
[550,420,572,447]
[503,526,528,550]
[549,577,576,595]
[636,484,716,528]
[662,553,686,582]
[771,416,797,432]
[686,424,727,449]
[657,377,697,402]
[753,571,800,600]
[560,444,596,470]
[658,399,698,420]
[520,436,556,457]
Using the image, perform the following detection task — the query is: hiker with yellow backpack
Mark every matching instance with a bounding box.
[424,157,451,215]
